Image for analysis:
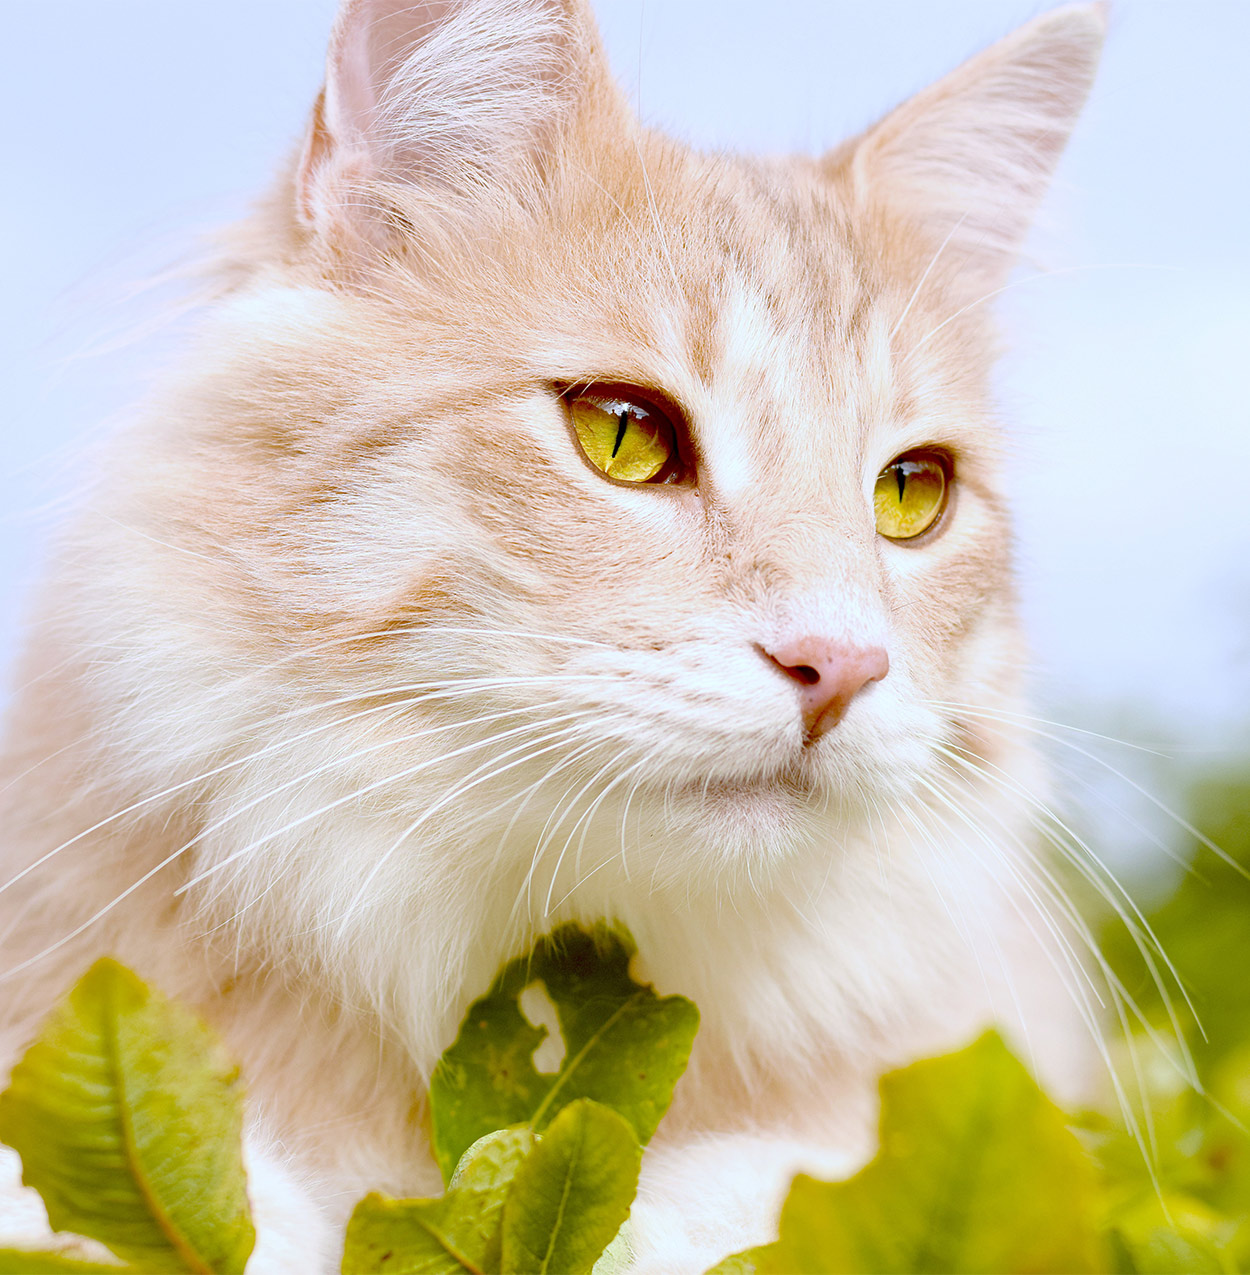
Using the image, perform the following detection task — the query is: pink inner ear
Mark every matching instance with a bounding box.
[324,0,394,149]
[301,1,458,226]
[297,0,585,236]
[321,2,477,155]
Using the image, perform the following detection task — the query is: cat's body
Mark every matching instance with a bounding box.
[0,2,1106,1269]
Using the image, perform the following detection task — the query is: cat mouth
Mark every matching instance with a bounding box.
[672,765,814,806]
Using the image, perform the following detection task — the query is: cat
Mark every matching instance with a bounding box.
[0,1,1107,1270]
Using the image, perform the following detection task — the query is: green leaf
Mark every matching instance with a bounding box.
[1075,1033,1250,1258]
[1108,1193,1236,1274]
[703,1250,766,1274]
[342,1128,533,1275]
[588,1220,633,1274]
[0,958,255,1275]
[0,1253,132,1273]
[343,1196,486,1275]
[429,923,698,1182]
[500,1099,640,1275]
[758,1032,1106,1274]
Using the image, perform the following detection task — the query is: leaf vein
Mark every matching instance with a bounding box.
[529,994,643,1131]
[106,988,208,1275]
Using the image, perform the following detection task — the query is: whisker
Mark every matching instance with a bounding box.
[910,262,1178,354]
[630,134,683,297]
[542,752,644,918]
[538,753,628,917]
[932,745,1202,1094]
[917,768,1164,1179]
[546,761,649,916]
[177,708,601,899]
[519,753,603,925]
[0,710,594,982]
[0,675,596,899]
[936,739,1203,1051]
[326,722,601,939]
[888,212,969,342]
[926,698,1173,758]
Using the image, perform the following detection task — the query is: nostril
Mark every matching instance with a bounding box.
[760,637,890,740]
[759,648,822,687]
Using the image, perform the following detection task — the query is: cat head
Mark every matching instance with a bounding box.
[128,1,1105,910]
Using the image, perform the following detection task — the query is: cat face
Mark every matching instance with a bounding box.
[248,178,1001,852]
[127,0,1103,902]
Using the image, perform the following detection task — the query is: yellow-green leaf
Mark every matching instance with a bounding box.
[703,1250,765,1274]
[500,1100,640,1275]
[342,1128,533,1274]
[758,1032,1106,1274]
[0,959,254,1275]
[1108,1192,1236,1274]
[0,1253,131,1273]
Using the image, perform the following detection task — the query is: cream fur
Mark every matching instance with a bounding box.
[0,2,1106,1270]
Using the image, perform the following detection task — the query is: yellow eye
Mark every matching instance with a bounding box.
[873,451,950,541]
[567,390,681,484]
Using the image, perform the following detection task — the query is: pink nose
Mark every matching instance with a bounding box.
[762,638,889,741]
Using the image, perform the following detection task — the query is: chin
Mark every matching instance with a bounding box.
[653,774,823,880]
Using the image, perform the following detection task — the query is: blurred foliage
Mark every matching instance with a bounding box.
[1102,772,1250,1077]
[1089,768,1250,1272]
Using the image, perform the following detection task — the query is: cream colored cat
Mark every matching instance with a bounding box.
[0,2,1107,1270]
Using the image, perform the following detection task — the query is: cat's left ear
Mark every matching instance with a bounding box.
[296,0,604,243]
[836,3,1107,289]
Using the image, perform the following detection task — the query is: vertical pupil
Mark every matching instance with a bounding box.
[895,465,907,502]
[611,409,629,458]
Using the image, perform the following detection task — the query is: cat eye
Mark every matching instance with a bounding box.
[873,450,951,541]
[565,388,685,485]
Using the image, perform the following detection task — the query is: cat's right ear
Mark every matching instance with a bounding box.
[296,0,598,246]
[835,3,1107,292]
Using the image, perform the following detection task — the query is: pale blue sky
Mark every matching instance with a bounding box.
[2,1,1248,780]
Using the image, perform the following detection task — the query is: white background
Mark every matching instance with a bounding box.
[2,2,1247,849]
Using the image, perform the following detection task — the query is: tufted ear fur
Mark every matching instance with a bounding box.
[297,0,597,242]
[837,3,1107,289]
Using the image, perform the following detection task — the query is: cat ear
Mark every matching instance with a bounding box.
[838,3,1107,286]
[297,0,589,238]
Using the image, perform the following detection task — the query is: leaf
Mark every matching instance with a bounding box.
[342,1128,533,1274]
[703,1251,765,1274]
[0,1254,132,1273]
[757,1032,1106,1274]
[1076,1033,1250,1263]
[429,923,698,1182]
[0,958,255,1275]
[1108,1192,1235,1274]
[1204,1045,1250,1249]
[588,1220,633,1274]
[500,1099,640,1275]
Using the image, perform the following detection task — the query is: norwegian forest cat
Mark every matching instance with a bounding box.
[0,1,1107,1270]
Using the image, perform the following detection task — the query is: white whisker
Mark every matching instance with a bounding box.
[888,212,968,342]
